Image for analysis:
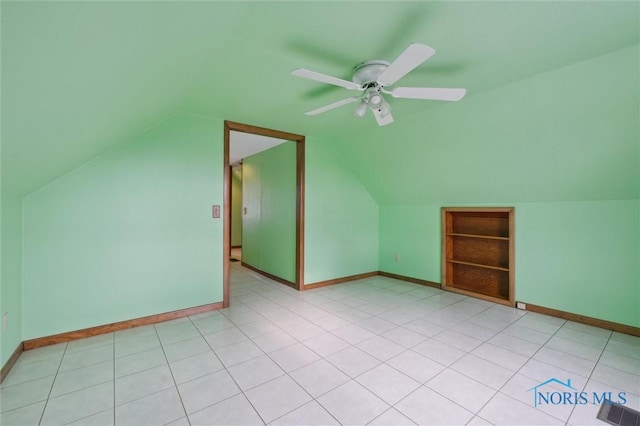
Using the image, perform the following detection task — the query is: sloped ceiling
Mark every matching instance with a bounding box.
[229,131,289,165]
[2,1,638,198]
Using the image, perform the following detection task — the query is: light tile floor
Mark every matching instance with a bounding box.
[2,263,639,425]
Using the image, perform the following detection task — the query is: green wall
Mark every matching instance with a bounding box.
[380,201,639,327]
[1,192,23,366]
[11,44,637,343]
[304,137,379,284]
[22,114,224,339]
[379,204,441,282]
[16,113,381,342]
[231,167,243,247]
[374,46,639,328]
[515,200,638,326]
[242,142,296,283]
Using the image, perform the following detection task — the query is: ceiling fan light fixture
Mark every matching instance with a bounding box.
[353,101,368,118]
[368,93,384,108]
[379,102,392,118]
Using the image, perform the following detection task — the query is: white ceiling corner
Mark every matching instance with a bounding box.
[229,131,291,165]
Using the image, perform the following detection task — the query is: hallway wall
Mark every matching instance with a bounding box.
[242,142,296,283]
[231,167,243,247]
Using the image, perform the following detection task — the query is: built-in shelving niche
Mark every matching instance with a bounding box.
[442,207,514,306]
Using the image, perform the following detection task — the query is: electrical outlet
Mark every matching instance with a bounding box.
[394,253,400,262]
[516,302,526,310]
[3,312,8,331]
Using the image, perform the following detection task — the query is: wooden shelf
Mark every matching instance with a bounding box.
[442,207,514,306]
[447,233,509,241]
[447,283,510,302]
[446,259,509,272]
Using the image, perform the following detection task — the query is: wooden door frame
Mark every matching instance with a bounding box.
[223,121,305,307]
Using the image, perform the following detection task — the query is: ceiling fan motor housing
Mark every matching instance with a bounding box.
[352,60,390,86]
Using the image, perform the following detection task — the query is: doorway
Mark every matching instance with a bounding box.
[223,121,305,307]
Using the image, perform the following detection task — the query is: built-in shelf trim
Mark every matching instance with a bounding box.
[446,259,509,272]
[447,233,509,241]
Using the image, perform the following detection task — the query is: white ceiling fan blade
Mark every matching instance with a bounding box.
[372,106,394,126]
[377,43,435,87]
[305,96,360,116]
[292,68,361,91]
[390,87,467,101]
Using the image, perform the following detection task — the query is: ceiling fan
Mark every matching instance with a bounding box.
[292,43,466,126]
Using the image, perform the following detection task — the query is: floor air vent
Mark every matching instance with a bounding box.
[597,401,640,426]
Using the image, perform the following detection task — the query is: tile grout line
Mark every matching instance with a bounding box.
[565,330,615,423]
[233,290,347,426]
[153,324,191,425]
[187,311,269,425]
[219,281,377,425]
[386,307,521,425]
[169,276,625,426]
[6,347,118,417]
[468,312,570,423]
[269,279,482,424]
[221,296,340,425]
[37,342,69,426]
[50,334,116,425]
[257,272,632,426]
[387,305,565,422]
[229,271,507,424]
[200,280,624,426]
[112,332,115,425]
